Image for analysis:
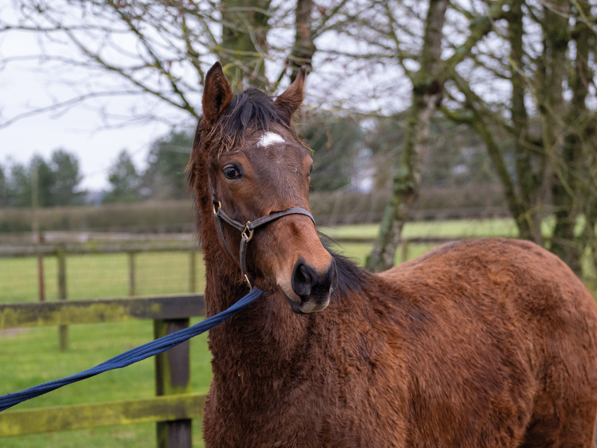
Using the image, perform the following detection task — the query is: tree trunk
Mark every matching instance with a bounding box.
[444,72,537,244]
[366,0,448,272]
[220,0,272,92]
[470,112,530,238]
[580,27,597,276]
[540,1,578,271]
[507,0,544,243]
[560,7,592,275]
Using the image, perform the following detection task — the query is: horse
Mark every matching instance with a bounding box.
[186,62,597,447]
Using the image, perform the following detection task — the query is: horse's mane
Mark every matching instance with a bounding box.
[320,233,372,296]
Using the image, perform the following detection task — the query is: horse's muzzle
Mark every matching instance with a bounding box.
[288,258,336,314]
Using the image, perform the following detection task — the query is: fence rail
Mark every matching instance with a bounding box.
[0,393,205,437]
[0,237,466,259]
[0,294,204,328]
[0,240,197,258]
[0,294,206,447]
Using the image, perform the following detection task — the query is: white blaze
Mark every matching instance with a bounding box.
[257,132,285,148]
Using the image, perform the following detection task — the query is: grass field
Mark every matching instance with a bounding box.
[319,218,521,266]
[0,320,210,447]
[0,252,207,304]
[0,218,584,447]
[319,217,520,240]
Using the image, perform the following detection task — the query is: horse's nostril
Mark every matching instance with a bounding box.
[300,265,311,284]
[292,261,314,297]
[288,259,335,313]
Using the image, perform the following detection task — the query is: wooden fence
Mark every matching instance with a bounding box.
[0,294,206,447]
[0,240,199,350]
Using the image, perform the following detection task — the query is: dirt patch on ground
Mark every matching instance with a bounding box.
[0,327,30,338]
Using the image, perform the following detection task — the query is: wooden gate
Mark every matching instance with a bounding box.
[0,294,207,447]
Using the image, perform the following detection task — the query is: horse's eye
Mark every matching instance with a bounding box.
[223,164,242,179]
[308,165,313,177]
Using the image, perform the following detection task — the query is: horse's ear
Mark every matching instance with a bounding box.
[202,62,233,124]
[275,67,307,124]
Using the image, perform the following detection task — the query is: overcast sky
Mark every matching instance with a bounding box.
[0,28,176,191]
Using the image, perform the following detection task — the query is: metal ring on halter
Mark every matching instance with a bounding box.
[212,200,221,215]
[241,222,254,242]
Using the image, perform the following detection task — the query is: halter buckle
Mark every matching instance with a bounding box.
[241,222,254,242]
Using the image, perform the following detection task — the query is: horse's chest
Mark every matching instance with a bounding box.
[203,371,408,448]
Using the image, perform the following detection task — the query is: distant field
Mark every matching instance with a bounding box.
[0,252,207,304]
[0,218,588,447]
[320,218,522,266]
[319,218,519,240]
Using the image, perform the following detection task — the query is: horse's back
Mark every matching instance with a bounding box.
[378,238,597,447]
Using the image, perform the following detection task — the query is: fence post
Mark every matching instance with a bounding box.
[128,252,136,297]
[189,250,196,293]
[57,250,68,351]
[37,232,45,302]
[154,318,192,448]
[401,239,409,264]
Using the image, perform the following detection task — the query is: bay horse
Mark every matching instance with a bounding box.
[187,62,597,447]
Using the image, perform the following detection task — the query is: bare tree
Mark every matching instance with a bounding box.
[3,0,597,278]
[440,0,597,274]
[220,0,273,91]
[364,0,507,272]
[0,0,351,129]
[365,0,449,272]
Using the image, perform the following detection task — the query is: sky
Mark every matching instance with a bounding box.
[0,30,174,191]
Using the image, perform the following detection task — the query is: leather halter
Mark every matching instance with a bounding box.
[211,191,315,289]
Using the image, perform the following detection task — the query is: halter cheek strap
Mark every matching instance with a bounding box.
[211,193,315,289]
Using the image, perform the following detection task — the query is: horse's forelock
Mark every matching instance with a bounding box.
[204,89,291,156]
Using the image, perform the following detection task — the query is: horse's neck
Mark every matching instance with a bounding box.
[200,208,313,372]
[204,263,309,351]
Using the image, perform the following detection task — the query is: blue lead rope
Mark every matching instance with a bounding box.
[0,287,263,413]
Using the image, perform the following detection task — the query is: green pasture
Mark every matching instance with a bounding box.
[0,218,591,447]
[0,252,207,305]
[319,217,521,266]
[319,217,519,240]
[0,320,210,447]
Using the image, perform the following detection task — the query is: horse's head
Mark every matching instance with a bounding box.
[190,62,336,314]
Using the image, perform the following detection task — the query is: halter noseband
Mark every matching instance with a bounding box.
[211,191,315,289]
